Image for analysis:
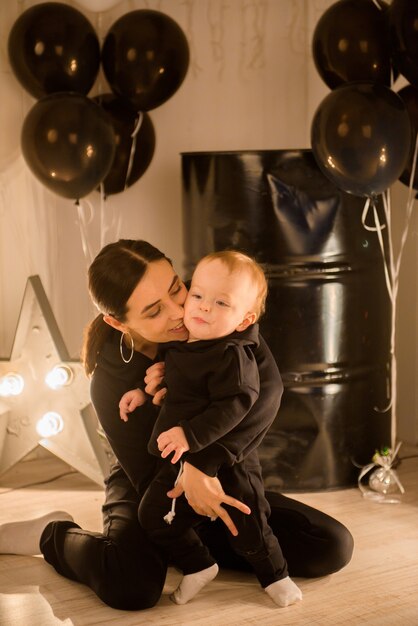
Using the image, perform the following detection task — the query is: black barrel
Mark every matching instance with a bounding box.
[182,150,391,491]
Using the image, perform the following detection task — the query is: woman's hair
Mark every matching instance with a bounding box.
[82,239,170,376]
[199,250,268,320]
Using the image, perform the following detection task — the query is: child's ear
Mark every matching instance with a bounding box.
[103,314,126,333]
[236,312,257,332]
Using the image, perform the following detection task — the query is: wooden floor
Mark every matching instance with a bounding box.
[0,449,417,626]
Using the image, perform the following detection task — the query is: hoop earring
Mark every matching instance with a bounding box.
[120,331,134,364]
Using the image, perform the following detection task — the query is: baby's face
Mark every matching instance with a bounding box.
[184,258,257,341]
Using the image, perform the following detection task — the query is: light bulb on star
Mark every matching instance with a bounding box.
[0,276,112,485]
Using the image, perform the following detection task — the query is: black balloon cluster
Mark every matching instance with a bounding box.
[310,0,417,197]
[8,2,189,199]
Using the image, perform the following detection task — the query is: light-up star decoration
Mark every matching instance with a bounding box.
[0,276,112,486]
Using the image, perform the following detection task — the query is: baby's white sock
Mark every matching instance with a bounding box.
[264,576,303,607]
[0,511,74,555]
[170,563,219,605]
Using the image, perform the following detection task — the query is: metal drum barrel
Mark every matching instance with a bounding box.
[182,150,391,490]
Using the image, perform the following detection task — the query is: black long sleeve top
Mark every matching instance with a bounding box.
[90,326,283,496]
[149,324,266,461]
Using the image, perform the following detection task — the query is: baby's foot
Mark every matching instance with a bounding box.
[170,563,219,604]
[265,576,303,607]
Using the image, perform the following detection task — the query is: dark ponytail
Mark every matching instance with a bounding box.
[82,314,112,377]
[82,239,170,375]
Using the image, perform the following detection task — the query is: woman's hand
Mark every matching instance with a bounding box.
[144,362,167,405]
[167,462,251,536]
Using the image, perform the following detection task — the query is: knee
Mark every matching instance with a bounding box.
[97,554,166,611]
[138,501,159,533]
[313,523,354,577]
[98,581,163,611]
[96,541,167,610]
[330,523,354,573]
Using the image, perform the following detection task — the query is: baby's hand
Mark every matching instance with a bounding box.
[119,388,146,422]
[157,426,190,464]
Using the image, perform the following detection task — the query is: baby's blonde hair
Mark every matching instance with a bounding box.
[198,250,267,320]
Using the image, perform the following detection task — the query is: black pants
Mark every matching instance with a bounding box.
[41,463,354,611]
[138,460,288,588]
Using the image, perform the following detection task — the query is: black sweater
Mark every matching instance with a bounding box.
[149,325,269,462]
[90,327,283,494]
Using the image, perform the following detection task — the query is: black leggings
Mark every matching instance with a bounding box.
[40,466,353,611]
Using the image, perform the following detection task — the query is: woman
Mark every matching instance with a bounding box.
[0,239,353,611]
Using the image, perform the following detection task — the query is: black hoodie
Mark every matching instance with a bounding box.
[90,326,283,495]
[149,324,266,461]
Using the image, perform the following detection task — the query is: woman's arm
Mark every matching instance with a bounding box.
[90,367,161,498]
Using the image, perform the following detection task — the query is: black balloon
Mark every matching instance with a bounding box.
[93,94,156,195]
[8,2,100,99]
[311,82,412,197]
[102,9,189,111]
[397,85,418,190]
[21,92,116,200]
[312,0,393,89]
[389,0,418,87]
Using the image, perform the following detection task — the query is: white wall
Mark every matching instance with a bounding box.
[392,181,418,444]
[0,0,417,443]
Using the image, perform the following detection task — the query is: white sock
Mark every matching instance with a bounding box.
[0,511,74,555]
[264,576,303,607]
[170,563,219,605]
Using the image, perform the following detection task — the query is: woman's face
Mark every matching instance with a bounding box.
[122,259,189,344]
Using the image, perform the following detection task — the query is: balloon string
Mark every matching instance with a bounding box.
[371,145,418,446]
[395,133,418,280]
[124,111,143,190]
[377,136,418,448]
[370,197,394,434]
[100,183,114,247]
[81,197,94,226]
[100,182,106,251]
[370,0,382,9]
[108,199,122,243]
[76,200,95,267]
[382,191,395,301]
[361,197,371,227]
[372,198,393,305]
[98,182,122,246]
[361,196,386,232]
[363,194,392,423]
[371,188,412,450]
[114,202,123,240]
